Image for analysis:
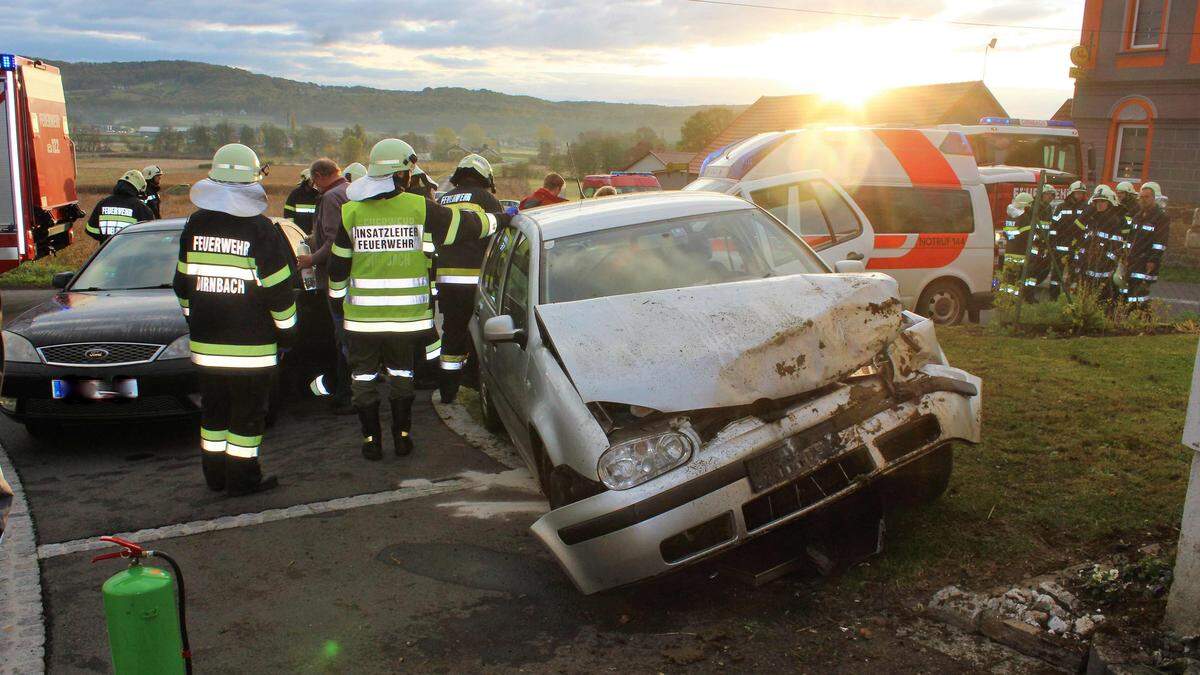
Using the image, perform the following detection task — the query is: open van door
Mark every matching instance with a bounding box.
[737,170,875,267]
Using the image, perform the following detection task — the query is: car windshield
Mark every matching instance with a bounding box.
[969,133,1081,175]
[542,208,827,303]
[71,230,181,291]
[682,177,736,194]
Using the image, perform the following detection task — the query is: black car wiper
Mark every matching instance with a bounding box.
[122,284,174,290]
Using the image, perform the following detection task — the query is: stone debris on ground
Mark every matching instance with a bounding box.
[927,583,1103,641]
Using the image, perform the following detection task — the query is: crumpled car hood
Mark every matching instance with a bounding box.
[536,273,903,413]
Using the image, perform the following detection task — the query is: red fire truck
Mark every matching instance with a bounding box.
[1,54,81,274]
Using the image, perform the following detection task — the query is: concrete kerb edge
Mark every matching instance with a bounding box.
[0,440,46,675]
[431,391,521,470]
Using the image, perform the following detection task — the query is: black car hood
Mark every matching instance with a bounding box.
[7,290,187,347]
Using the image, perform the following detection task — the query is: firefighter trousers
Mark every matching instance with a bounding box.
[199,369,273,492]
[347,332,415,408]
[438,284,478,384]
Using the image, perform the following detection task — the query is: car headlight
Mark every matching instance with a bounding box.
[597,429,695,491]
[158,335,191,360]
[2,331,40,363]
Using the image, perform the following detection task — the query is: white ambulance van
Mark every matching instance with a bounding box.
[684,127,994,324]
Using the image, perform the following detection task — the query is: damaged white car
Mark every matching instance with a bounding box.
[470,192,981,594]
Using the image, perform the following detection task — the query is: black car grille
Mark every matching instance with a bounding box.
[23,396,193,419]
[742,446,875,532]
[38,343,163,366]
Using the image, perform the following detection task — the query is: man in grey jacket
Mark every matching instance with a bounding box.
[299,158,353,412]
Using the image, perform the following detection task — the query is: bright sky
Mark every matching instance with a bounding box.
[3,0,1083,118]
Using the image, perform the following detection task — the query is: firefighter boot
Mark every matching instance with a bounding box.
[201,452,226,492]
[357,404,383,461]
[391,396,414,457]
[225,457,279,497]
[439,369,462,405]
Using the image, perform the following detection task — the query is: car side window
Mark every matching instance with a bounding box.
[500,234,531,328]
[811,181,862,242]
[480,226,518,308]
[749,182,835,250]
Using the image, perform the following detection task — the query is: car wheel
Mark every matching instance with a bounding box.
[24,422,56,439]
[879,444,953,508]
[917,280,968,325]
[478,380,504,433]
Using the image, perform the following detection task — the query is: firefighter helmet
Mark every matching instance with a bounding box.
[1013,192,1034,208]
[1090,184,1118,206]
[1141,181,1163,199]
[451,154,495,188]
[142,165,162,180]
[1068,180,1086,195]
[209,144,263,184]
[366,138,417,177]
[1116,181,1138,196]
[120,169,147,193]
[1040,183,1057,196]
[343,162,367,182]
[300,168,312,182]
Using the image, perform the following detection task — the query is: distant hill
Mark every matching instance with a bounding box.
[52,60,734,142]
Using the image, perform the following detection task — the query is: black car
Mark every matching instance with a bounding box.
[0,218,337,435]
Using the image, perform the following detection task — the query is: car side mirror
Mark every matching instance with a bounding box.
[834,260,866,274]
[483,315,526,347]
[51,271,74,289]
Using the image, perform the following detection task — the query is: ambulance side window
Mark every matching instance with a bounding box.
[481,226,518,309]
[749,182,835,250]
[501,235,531,328]
[811,181,862,243]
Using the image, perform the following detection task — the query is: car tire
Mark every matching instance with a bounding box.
[478,380,504,433]
[24,422,56,439]
[879,444,953,509]
[917,279,968,325]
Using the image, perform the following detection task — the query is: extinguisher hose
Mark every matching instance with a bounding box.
[150,551,193,675]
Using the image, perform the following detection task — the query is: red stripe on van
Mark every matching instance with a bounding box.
[803,234,833,247]
[872,130,960,187]
[874,234,908,249]
[866,233,968,270]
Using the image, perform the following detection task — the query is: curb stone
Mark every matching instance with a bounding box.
[0,440,45,675]
[431,390,521,470]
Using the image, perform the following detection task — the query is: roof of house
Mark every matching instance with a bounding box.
[689,81,1008,173]
[1052,98,1073,121]
[624,149,698,171]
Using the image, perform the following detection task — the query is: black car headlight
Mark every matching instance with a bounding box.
[158,335,192,361]
[2,331,40,363]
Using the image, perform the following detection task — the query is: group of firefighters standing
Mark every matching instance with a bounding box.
[85,164,164,241]
[171,140,509,495]
[999,179,1171,306]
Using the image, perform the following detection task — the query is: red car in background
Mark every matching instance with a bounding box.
[580,172,661,197]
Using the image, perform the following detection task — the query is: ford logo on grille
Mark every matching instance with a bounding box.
[84,348,110,360]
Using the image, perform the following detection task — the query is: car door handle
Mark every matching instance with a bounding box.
[846,251,865,261]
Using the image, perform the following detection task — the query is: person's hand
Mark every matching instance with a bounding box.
[297,254,313,269]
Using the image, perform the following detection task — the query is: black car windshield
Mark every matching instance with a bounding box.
[71,230,181,291]
[542,208,827,303]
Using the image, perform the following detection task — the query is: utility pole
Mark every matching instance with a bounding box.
[1166,340,1200,634]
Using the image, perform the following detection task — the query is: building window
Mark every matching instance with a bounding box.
[1130,0,1167,48]
[1114,126,1149,180]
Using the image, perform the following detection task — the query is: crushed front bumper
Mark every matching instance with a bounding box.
[531,364,981,594]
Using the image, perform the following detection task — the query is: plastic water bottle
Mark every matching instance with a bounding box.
[296,240,317,291]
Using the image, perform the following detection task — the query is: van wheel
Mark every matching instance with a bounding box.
[478,380,504,433]
[918,280,968,325]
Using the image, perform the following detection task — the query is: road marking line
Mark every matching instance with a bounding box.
[37,478,473,560]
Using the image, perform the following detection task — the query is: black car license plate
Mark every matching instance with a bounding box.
[746,434,842,493]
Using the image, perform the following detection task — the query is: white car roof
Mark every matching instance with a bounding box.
[520,191,754,240]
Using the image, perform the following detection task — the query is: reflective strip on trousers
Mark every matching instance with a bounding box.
[386,369,414,378]
[426,339,442,360]
[1152,243,1166,251]
[200,438,227,453]
[1130,272,1157,281]
[226,443,259,459]
[310,375,331,396]
[436,275,479,285]
[352,373,379,381]
[344,318,435,333]
[192,353,277,368]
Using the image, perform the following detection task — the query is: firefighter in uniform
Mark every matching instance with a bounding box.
[436,154,500,403]
[327,139,508,461]
[172,143,297,495]
[86,169,155,242]
[1074,184,1125,299]
[1122,181,1170,305]
[998,192,1034,298]
[284,168,320,234]
[1020,184,1057,300]
[344,162,367,183]
[142,165,164,219]
[1116,181,1140,236]
[1048,181,1088,295]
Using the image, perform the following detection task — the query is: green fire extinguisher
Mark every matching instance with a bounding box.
[92,536,193,674]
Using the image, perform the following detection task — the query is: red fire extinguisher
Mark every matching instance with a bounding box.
[92,536,193,675]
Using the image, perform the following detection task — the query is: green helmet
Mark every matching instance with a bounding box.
[1116,181,1137,196]
[209,143,262,184]
[1012,192,1034,208]
[366,138,417,177]
[1068,180,1086,195]
[1090,184,1118,206]
[300,168,312,182]
[120,169,147,193]
[142,165,162,180]
[451,153,494,185]
[343,162,367,182]
[1141,181,1163,199]
[1040,183,1057,197]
